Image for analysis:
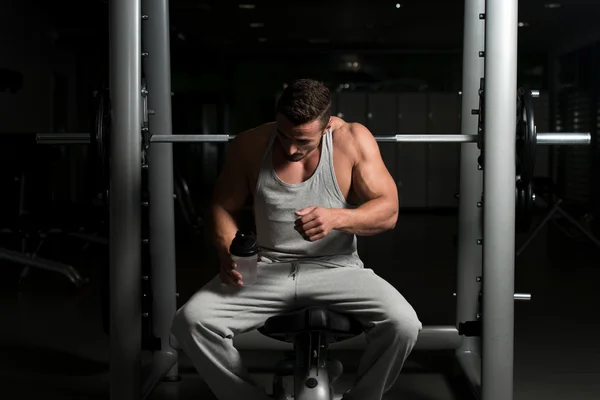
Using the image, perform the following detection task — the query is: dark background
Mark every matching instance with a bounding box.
[1,1,600,399]
[2,0,599,216]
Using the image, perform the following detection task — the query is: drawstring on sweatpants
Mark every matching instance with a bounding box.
[288,262,299,280]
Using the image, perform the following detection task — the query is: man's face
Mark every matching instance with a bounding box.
[275,114,330,162]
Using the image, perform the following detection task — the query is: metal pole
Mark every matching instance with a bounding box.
[482,0,518,399]
[535,132,591,145]
[455,0,485,396]
[109,0,142,397]
[380,134,475,143]
[141,0,179,395]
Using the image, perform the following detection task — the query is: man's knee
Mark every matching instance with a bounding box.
[171,278,223,340]
[394,313,422,345]
[171,294,209,339]
[384,299,422,345]
[171,286,230,345]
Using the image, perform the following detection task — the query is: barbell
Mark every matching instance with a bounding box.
[36,131,591,145]
[35,87,590,232]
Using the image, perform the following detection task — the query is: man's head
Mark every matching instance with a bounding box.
[275,79,332,162]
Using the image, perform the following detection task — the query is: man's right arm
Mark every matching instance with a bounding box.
[209,134,251,258]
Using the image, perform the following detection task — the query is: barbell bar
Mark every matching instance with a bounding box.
[36,132,591,145]
[534,132,591,146]
[453,292,531,301]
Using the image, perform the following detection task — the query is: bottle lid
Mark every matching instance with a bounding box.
[229,231,259,257]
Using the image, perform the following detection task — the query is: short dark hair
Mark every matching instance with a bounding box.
[276,79,332,128]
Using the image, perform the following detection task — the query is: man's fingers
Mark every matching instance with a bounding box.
[294,223,319,238]
[220,271,235,285]
[220,262,243,287]
[294,207,328,241]
[301,220,321,231]
[304,226,324,238]
[307,232,326,242]
[295,206,317,217]
[229,268,242,281]
[295,212,318,226]
[295,220,324,240]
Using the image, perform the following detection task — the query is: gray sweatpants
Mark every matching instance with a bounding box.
[171,261,422,400]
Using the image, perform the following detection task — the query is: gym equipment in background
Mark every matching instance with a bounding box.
[0,146,91,289]
[516,178,600,256]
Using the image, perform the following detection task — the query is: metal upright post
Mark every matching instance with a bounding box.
[141,0,179,396]
[109,0,142,398]
[455,0,485,396]
[482,0,518,399]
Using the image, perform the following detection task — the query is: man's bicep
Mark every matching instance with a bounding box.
[212,138,250,211]
[351,127,398,203]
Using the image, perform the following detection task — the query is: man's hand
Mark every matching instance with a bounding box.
[294,206,340,242]
[218,252,243,287]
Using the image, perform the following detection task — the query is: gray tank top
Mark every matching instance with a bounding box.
[253,129,363,268]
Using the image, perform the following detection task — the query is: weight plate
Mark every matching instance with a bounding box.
[174,173,203,231]
[516,87,536,184]
[92,85,111,207]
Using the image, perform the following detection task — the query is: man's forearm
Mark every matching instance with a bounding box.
[210,204,239,255]
[334,197,398,236]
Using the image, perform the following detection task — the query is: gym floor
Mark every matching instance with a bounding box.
[1,213,599,400]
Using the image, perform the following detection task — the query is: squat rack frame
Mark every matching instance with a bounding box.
[107,0,588,399]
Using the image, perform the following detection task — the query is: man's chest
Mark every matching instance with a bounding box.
[248,148,357,203]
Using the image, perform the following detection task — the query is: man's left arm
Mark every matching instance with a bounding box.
[334,124,399,236]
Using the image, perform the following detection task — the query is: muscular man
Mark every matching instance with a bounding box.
[171,79,422,400]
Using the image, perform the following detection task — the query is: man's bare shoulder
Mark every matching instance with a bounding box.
[332,120,376,161]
